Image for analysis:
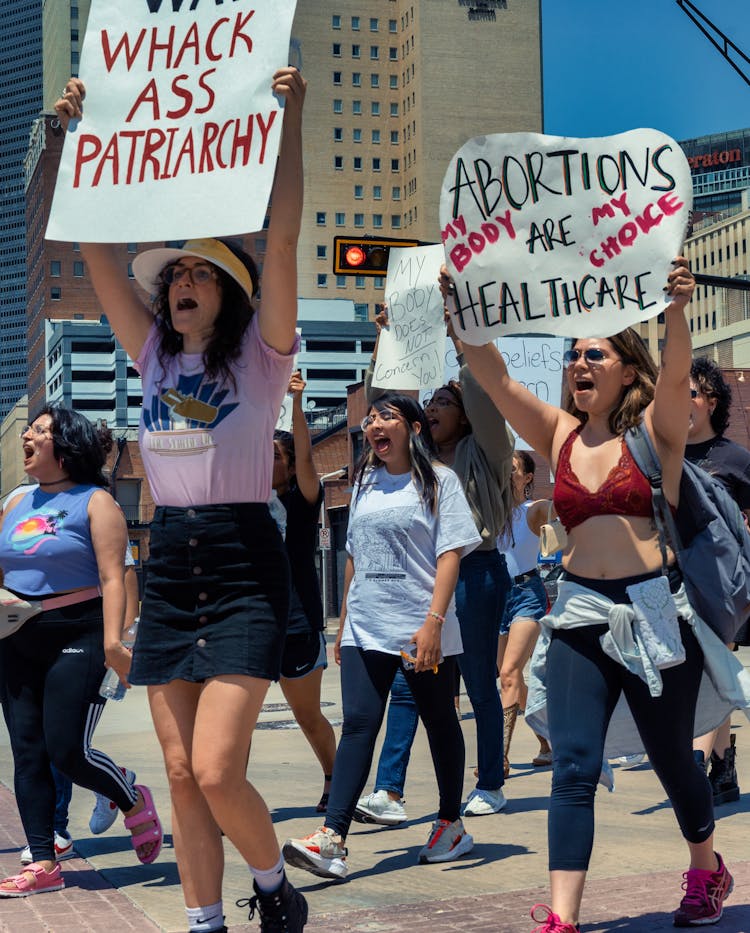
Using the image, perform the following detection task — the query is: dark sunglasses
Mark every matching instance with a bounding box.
[562,347,613,367]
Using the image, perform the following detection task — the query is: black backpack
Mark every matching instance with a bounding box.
[625,421,750,644]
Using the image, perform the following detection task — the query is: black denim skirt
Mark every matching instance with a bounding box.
[130,503,290,685]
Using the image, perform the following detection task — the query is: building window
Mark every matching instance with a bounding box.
[355,276,366,288]
[51,287,62,300]
[370,45,379,60]
[127,263,135,278]
[336,275,347,288]
[351,15,360,30]
[391,130,399,144]
[333,99,343,113]
[352,99,362,114]
[392,186,401,200]
[317,274,327,287]
[73,261,84,277]
[353,128,362,143]
[389,47,398,61]
[316,211,326,225]
[374,276,385,288]
[352,72,361,86]
[373,157,381,171]
[353,156,363,171]
[332,42,341,56]
[352,44,360,58]
[389,19,397,33]
[354,303,369,321]
[334,127,343,141]
[373,185,382,199]
[370,18,379,31]
[332,14,341,28]
[390,74,398,89]
[372,129,381,144]
[334,155,343,170]
[391,158,399,171]
[391,215,402,229]
[371,102,380,116]
[127,243,137,253]
[335,212,345,226]
[354,213,365,228]
[373,214,383,228]
[50,260,61,277]
[390,102,398,117]
[371,74,380,89]
[354,185,364,199]
[333,70,342,85]
[316,245,327,259]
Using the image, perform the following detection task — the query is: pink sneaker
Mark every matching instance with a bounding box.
[530,904,580,932]
[673,852,734,926]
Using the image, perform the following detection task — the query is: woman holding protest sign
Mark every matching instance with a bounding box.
[55,67,308,933]
[455,259,748,930]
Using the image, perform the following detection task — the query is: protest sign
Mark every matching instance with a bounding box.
[444,336,565,451]
[47,0,297,242]
[372,245,447,391]
[439,129,692,344]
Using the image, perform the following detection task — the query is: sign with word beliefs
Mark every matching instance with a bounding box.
[373,245,447,391]
[48,0,297,242]
[439,130,692,342]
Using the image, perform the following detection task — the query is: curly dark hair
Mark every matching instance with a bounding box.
[563,328,658,436]
[691,356,731,436]
[152,238,259,391]
[34,404,113,488]
[273,430,296,473]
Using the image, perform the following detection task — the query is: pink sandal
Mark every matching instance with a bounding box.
[124,784,163,865]
[0,862,64,897]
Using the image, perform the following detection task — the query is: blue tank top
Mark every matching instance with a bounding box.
[0,485,101,597]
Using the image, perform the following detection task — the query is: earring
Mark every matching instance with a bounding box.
[58,457,64,471]
[524,484,532,500]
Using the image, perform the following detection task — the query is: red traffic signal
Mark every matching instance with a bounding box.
[333,236,420,276]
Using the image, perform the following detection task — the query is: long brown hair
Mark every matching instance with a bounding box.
[563,327,657,435]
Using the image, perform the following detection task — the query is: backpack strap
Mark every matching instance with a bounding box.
[624,422,684,574]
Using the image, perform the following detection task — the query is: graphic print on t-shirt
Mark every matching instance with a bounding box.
[9,508,68,555]
[143,371,239,457]
[349,505,417,582]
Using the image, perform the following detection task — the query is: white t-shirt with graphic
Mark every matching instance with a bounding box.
[341,464,481,657]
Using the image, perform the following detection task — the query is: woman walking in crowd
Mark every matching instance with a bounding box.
[283,392,481,879]
[687,356,750,805]
[497,451,552,776]
[0,406,160,897]
[459,258,747,930]
[55,66,308,933]
[273,371,337,813]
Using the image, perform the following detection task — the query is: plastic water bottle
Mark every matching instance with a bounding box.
[99,619,138,701]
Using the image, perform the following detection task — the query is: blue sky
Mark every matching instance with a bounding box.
[542,0,749,141]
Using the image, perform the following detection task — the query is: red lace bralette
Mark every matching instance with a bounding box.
[553,425,653,532]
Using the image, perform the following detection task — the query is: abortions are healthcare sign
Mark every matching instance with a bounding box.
[47,0,297,242]
[438,130,692,344]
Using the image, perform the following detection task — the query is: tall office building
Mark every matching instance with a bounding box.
[0,0,90,421]
[291,0,543,321]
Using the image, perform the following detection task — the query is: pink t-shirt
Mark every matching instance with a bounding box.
[135,315,298,507]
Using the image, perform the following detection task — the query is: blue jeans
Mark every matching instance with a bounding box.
[455,549,511,791]
[374,668,419,797]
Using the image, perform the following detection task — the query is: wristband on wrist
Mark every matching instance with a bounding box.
[428,610,446,625]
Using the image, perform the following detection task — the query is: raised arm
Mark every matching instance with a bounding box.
[55,80,153,361]
[288,370,321,505]
[364,307,388,404]
[258,67,306,354]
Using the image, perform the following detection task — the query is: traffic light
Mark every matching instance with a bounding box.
[333,236,421,276]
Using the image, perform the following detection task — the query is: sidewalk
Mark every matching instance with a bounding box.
[1,638,749,932]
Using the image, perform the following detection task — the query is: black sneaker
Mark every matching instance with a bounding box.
[238,877,308,932]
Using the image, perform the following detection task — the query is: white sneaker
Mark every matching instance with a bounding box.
[282,826,348,880]
[20,832,75,865]
[89,767,137,834]
[353,789,407,826]
[418,818,474,863]
[462,787,507,816]
[616,753,646,769]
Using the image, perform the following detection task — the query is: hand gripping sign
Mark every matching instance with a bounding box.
[47,0,297,242]
[439,129,692,344]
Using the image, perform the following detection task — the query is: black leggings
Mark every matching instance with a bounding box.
[0,602,137,863]
[546,587,712,871]
[325,647,465,839]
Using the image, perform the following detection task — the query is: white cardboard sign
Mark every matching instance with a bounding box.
[372,245,447,391]
[439,129,692,344]
[47,0,297,242]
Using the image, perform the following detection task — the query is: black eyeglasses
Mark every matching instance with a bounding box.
[563,348,620,368]
[162,263,218,287]
[423,395,460,410]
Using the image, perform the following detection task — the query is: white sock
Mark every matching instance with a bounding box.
[249,854,285,893]
[185,902,224,932]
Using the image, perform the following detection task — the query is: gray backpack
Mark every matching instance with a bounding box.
[625,421,750,643]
